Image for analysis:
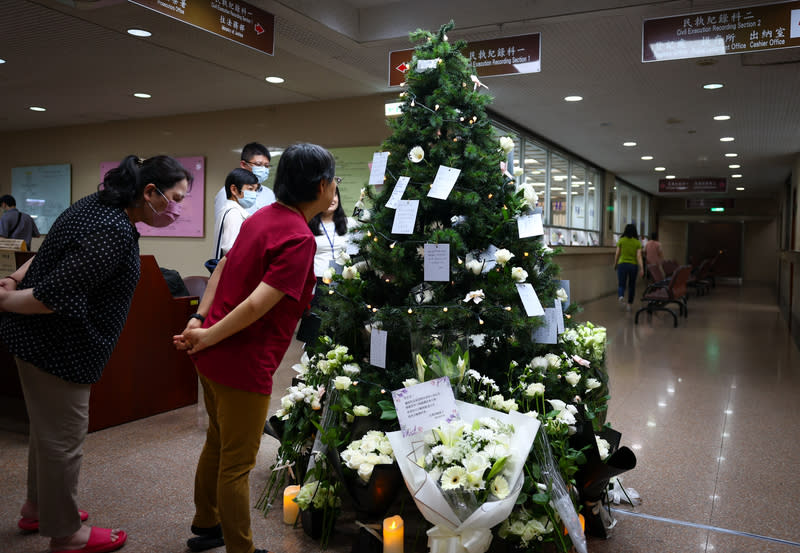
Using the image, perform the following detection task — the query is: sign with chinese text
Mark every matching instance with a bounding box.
[389,33,540,86]
[128,0,274,55]
[643,1,800,62]
[685,198,736,209]
[659,177,727,193]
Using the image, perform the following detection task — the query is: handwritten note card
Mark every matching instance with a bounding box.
[391,200,419,234]
[369,152,389,185]
[532,308,558,344]
[554,299,565,333]
[370,328,388,368]
[424,243,450,282]
[392,376,458,437]
[386,176,410,209]
[516,283,545,317]
[416,58,440,72]
[517,213,544,239]
[427,166,461,200]
[480,244,498,273]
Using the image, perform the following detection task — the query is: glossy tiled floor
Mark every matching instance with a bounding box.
[1,283,798,552]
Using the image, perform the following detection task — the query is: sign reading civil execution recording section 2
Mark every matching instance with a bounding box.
[659,177,727,193]
[128,0,274,55]
[643,1,800,62]
[389,33,540,87]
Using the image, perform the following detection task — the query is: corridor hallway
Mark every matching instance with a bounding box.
[0,283,798,552]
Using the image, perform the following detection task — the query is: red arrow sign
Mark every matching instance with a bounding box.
[254,22,265,35]
[395,62,410,73]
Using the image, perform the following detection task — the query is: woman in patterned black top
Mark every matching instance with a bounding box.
[0,155,191,553]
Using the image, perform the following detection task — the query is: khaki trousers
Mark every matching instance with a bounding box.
[16,357,91,538]
[193,373,270,553]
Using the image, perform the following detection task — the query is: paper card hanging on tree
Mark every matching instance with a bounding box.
[391,376,458,437]
[515,283,545,317]
[369,152,389,185]
[517,213,544,239]
[370,328,388,368]
[423,243,450,282]
[415,58,440,72]
[532,308,558,344]
[558,280,571,309]
[386,176,411,209]
[554,298,565,334]
[480,244,498,273]
[391,199,419,234]
[427,166,460,200]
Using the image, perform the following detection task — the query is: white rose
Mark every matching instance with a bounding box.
[511,267,528,282]
[357,462,375,483]
[544,353,561,369]
[402,378,419,388]
[463,289,485,304]
[565,371,581,386]
[343,363,361,376]
[342,265,359,280]
[556,288,568,302]
[521,183,538,206]
[335,249,351,266]
[408,146,424,163]
[530,356,548,370]
[353,405,371,416]
[499,136,514,154]
[586,378,601,391]
[494,248,514,266]
[525,382,545,397]
[465,259,483,275]
[322,267,336,283]
[596,437,611,460]
[513,166,524,176]
[333,376,352,390]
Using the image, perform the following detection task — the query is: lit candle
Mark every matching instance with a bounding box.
[283,485,300,525]
[383,515,404,553]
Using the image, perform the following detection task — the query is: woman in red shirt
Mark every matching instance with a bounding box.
[174,143,337,553]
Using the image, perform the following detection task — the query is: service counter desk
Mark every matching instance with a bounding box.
[0,255,199,433]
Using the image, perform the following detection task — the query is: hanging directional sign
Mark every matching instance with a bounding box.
[389,33,541,86]
[643,1,800,62]
[129,0,275,55]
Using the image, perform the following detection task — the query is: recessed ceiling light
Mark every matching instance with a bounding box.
[127,29,152,37]
[623,141,637,147]
[641,155,654,160]
[720,136,735,142]
[728,164,740,169]
[731,174,742,178]
[703,83,724,89]
[265,76,284,84]
[133,92,151,99]
[713,114,731,121]
[666,175,675,179]
[654,166,666,171]
[736,187,745,191]
[725,153,738,157]
[0,58,6,64]
[564,95,583,102]
[29,106,46,112]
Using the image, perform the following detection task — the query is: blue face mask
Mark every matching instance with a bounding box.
[251,165,270,184]
[238,189,258,209]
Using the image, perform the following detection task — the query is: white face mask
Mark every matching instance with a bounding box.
[251,165,270,184]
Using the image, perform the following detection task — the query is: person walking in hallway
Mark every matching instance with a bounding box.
[0,155,191,553]
[0,195,40,250]
[614,223,644,311]
[173,143,337,553]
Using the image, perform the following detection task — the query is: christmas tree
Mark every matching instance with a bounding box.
[318,21,567,387]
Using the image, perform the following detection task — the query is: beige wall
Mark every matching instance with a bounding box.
[0,95,392,277]
[743,219,778,284]
[556,248,617,303]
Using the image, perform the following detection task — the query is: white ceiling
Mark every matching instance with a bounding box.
[2,0,799,198]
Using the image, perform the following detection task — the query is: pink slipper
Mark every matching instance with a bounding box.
[50,527,127,553]
[18,509,89,532]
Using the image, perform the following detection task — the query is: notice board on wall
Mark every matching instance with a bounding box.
[100,156,205,237]
[10,164,71,234]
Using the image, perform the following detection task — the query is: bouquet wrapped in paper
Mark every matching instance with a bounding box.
[387,400,540,553]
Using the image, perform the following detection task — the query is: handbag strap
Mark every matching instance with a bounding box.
[214,208,235,259]
[8,212,22,237]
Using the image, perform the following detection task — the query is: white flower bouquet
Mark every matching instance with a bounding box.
[340,430,395,483]
[388,400,540,553]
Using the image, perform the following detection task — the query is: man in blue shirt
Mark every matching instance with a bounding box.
[0,195,40,250]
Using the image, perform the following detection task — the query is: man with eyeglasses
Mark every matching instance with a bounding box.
[213,142,275,219]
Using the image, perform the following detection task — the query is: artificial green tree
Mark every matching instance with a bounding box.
[318,21,567,386]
